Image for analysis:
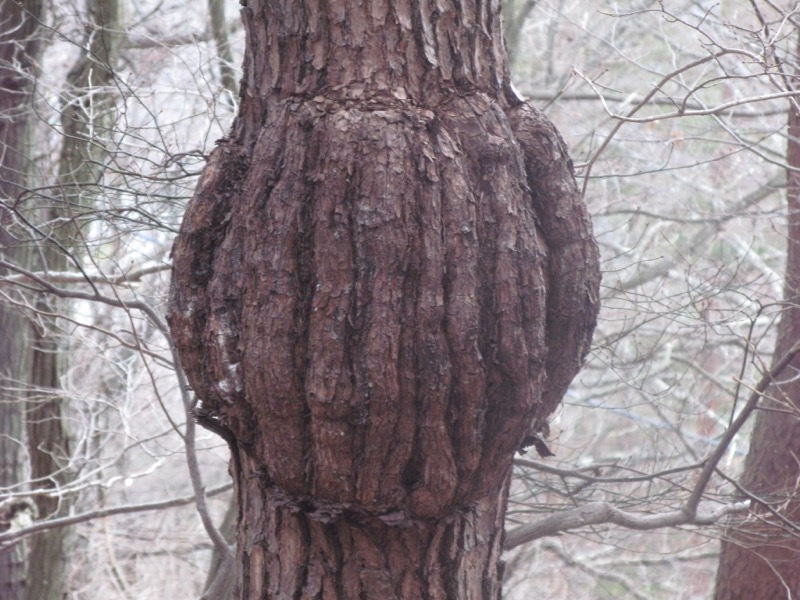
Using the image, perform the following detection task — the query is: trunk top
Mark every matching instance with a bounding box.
[238,0,512,103]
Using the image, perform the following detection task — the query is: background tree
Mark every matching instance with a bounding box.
[0,2,48,598]
[2,0,239,597]
[502,2,800,597]
[715,15,800,599]
[168,0,600,597]
[23,2,124,598]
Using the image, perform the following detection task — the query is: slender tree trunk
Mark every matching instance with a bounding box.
[715,33,800,600]
[503,0,539,67]
[201,496,238,600]
[207,0,237,99]
[23,2,122,598]
[202,2,239,592]
[0,2,46,598]
[169,2,600,597]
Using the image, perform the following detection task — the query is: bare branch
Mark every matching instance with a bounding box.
[0,483,232,546]
[0,262,170,286]
[504,500,750,550]
[684,338,800,518]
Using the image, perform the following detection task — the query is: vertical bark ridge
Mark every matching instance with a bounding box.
[508,103,600,424]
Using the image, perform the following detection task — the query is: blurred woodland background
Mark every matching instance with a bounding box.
[2,1,800,598]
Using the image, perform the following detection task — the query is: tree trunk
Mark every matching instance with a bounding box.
[207,0,237,99]
[168,1,600,597]
[202,494,238,600]
[0,2,46,598]
[503,0,539,68]
[19,2,122,598]
[714,33,800,600]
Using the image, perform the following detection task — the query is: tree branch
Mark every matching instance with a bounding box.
[0,262,170,286]
[504,499,750,550]
[0,483,232,546]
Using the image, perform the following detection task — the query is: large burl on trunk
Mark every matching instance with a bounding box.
[168,1,600,598]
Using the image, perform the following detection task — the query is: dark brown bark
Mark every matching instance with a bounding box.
[714,35,800,600]
[169,1,599,597]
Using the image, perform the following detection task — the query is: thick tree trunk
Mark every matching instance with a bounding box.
[714,34,800,600]
[0,2,46,598]
[235,453,510,598]
[169,1,599,597]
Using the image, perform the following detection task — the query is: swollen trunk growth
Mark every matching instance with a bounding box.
[168,1,600,597]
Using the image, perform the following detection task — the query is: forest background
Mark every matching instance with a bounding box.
[1,0,799,598]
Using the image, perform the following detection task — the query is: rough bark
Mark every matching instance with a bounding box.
[202,496,238,600]
[0,2,46,598]
[714,34,800,600]
[168,1,600,598]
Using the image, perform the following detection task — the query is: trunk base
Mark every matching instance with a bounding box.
[236,459,510,600]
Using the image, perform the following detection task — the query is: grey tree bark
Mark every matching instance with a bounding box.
[0,2,46,598]
[22,2,123,599]
[169,2,600,597]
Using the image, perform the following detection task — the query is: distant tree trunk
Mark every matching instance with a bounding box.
[503,0,539,67]
[23,1,122,598]
[202,496,238,600]
[207,0,237,99]
[714,33,800,600]
[169,1,600,598]
[0,2,46,599]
